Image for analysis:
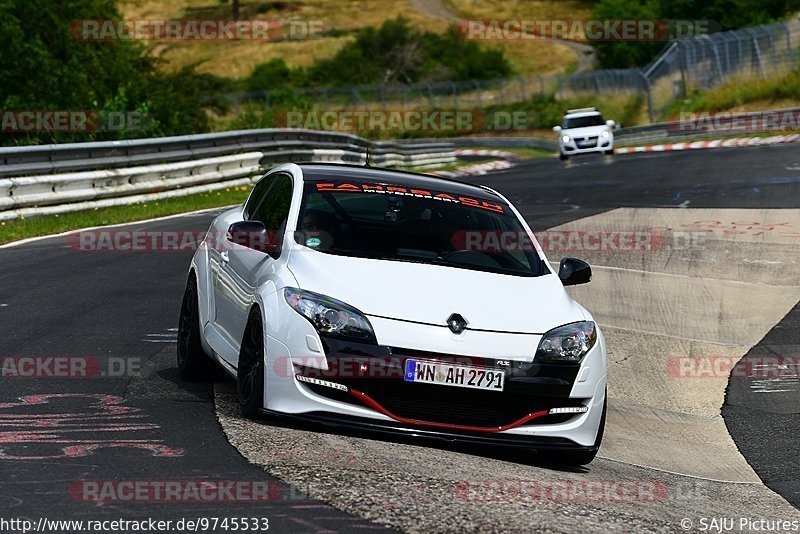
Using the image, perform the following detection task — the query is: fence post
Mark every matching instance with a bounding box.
[786,25,792,66]
[424,82,435,108]
[677,40,688,96]
[703,35,725,85]
[639,70,655,124]
[472,80,482,107]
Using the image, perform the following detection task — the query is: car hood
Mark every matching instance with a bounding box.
[285,248,585,334]
[563,126,609,137]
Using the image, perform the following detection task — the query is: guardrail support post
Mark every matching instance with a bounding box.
[639,70,655,124]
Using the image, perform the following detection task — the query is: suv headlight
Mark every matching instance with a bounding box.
[284,288,376,343]
[601,130,610,138]
[535,321,596,363]
[561,135,571,143]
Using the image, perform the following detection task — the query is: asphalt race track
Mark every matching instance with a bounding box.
[1,144,799,532]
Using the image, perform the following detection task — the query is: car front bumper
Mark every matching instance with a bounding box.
[560,136,614,155]
[263,311,607,448]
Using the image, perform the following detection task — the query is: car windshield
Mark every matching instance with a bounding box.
[295,180,545,277]
[562,114,605,129]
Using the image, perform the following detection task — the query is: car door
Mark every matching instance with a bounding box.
[210,174,274,338]
[215,173,294,362]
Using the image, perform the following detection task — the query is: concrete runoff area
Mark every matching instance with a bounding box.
[216,384,800,533]
[551,208,800,481]
[214,207,800,529]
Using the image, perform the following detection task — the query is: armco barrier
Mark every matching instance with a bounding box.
[0,130,456,221]
[0,129,454,178]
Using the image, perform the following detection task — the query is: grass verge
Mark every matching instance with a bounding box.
[662,67,800,117]
[0,186,252,246]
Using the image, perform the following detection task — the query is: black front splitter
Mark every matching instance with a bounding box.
[257,408,596,453]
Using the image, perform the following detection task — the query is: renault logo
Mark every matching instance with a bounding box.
[447,313,468,334]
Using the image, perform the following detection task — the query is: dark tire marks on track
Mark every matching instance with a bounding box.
[723,299,800,507]
[0,212,386,531]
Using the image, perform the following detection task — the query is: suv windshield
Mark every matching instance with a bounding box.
[563,114,605,129]
[295,180,545,277]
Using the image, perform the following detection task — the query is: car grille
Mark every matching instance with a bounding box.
[299,345,585,429]
[575,136,598,148]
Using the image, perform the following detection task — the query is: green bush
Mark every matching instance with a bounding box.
[246,17,514,91]
[591,0,800,68]
[0,0,228,145]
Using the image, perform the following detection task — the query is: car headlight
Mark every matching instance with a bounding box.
[284,288,376,343]
[535,321,596,363]
[601,130,610,139]
[561,135,571,143]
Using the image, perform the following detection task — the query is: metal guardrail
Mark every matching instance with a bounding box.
[0,129,454,178]
[0,130,456,221]
[614,106,800,145]
[448,137,558,151]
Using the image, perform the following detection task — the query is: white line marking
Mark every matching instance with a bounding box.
[597,456,762,485]
[600,323,742,347]
[590,263,800,289]
[0,205,237,249]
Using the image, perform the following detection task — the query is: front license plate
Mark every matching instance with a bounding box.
[404,359,505,392]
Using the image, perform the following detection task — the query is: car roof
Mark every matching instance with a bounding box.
[296,163,502,201]
[564,111,602,118]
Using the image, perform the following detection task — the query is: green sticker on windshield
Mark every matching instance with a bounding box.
[306,237,322,248]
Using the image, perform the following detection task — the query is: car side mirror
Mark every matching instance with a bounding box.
[558,257,592,286]
[606,119,615,127]
[227,220,278,255]
[553,126,562,133]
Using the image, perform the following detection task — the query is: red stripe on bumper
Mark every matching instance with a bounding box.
[348,388,550,433]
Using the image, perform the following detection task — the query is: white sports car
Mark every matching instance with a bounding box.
[178,163,607,465]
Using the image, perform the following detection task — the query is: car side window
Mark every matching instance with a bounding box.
[250,173,294,250]
[243,174,276,220]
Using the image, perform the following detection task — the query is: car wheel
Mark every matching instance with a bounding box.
[237,309,266,417]
[559,151,568,161]
[547,394,606,466]
[177,275,218,381]
[605,149,614,155]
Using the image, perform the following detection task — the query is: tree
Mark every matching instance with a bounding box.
[0,0,226,144]
[590,0,664,68]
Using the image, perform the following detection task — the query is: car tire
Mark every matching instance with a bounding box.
[546,394,606,466]
[605,149,614,155]
[559,151,568,161]
[237,308,266,417]
[177,274,219,381]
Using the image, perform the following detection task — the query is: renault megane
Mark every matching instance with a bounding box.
[178,162,607,465]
